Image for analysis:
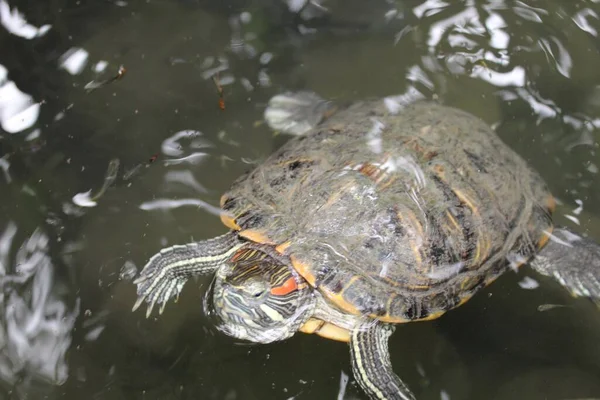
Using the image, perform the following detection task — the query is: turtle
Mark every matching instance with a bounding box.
[132,91,600,400]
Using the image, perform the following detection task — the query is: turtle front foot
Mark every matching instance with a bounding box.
[264,91,336,136]
[132,251,189,318]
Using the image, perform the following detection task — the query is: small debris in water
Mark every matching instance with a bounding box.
[213,73,225,110]
[517,276,539,290]
[123,153,159,181]
[441,389,451,400]
[85,65,127,91]
[537,303,570,312]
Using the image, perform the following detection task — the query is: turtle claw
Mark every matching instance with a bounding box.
[132,295,146,312]
[132,275,146,285]
[146,298,157,319]
[132,253,189,317]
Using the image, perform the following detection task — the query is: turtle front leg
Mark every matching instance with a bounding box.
[350,322,416,400]
[133,231,244,317]
[531,226,600,305]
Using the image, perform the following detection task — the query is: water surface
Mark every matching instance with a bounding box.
[1,0,600,399]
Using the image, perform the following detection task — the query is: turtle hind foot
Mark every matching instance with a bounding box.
[532,226,600,304]
[264,91,336,136]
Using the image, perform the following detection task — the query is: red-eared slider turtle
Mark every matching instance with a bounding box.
[132,92,600,400]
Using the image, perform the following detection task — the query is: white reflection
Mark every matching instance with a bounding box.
[337,370,349,400]
[164,170,208,193]
[258,69,271,87]
[259,52,273,65]
[385,9,399,22]
[0,155,10,183]
[573,199,583,215]
[564,214,580,225]
[413,0,449,19]
[366,119,384,154]
[93,60,108,73]
[384,86,426,114]
[406,65,434,89]
[139,198,222,217]
[513,1,546,23]
[538,37,572,78]
[471,65,525,87]
[427,261,465,280]
[286,0,308,13]
[0,64,40,133]
[572,7,598,36]
[485,13,509,49]
[163,152,208,166]
[59,48,89,75]
[0,224,78,388]
[515,88,558,122]
[240,77,254,92]
[425,6,483,48]
[517,276,539,290]
[161,130,206,157]
[72,190,97,208]
[0,0,51,39]
[25,128,40,140]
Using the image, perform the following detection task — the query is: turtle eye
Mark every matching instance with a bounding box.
[241,278,268,300]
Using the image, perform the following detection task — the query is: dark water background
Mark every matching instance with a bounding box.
[1,0,600,399]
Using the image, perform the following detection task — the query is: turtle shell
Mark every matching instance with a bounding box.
[220,101,554,323]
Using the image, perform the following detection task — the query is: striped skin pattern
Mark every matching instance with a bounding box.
[350,324,414,400]
[220,101,554,323]
[212,245,315,344]
[132,231,243,316]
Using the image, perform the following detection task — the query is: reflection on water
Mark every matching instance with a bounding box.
[0,223,78,397]
[1,0,600,399]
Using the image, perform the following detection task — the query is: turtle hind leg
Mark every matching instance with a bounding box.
[349,322,416,400]
[531,226,600,304]
[263,91,336,136]
[133,231,243,317]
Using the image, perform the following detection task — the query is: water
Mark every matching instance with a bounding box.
[1,0,600,399]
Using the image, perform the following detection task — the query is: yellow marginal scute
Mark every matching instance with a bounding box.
[220,212,241,230]
[299,318,324,334]
[546,195,556,213]
[299,318,350,342]
[219,194,229,208]
[537,226,553,250]
[275,241,292,255]
[239,229,276,245]
[453,188,479,216]
[320,286,362,316]
[290,255,317,287]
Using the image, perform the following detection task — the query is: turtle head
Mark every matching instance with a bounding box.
[212,247,315,344]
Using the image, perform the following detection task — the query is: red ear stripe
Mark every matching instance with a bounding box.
[270,277,298,296]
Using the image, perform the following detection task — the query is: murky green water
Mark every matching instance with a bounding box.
[1,0,600,399]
